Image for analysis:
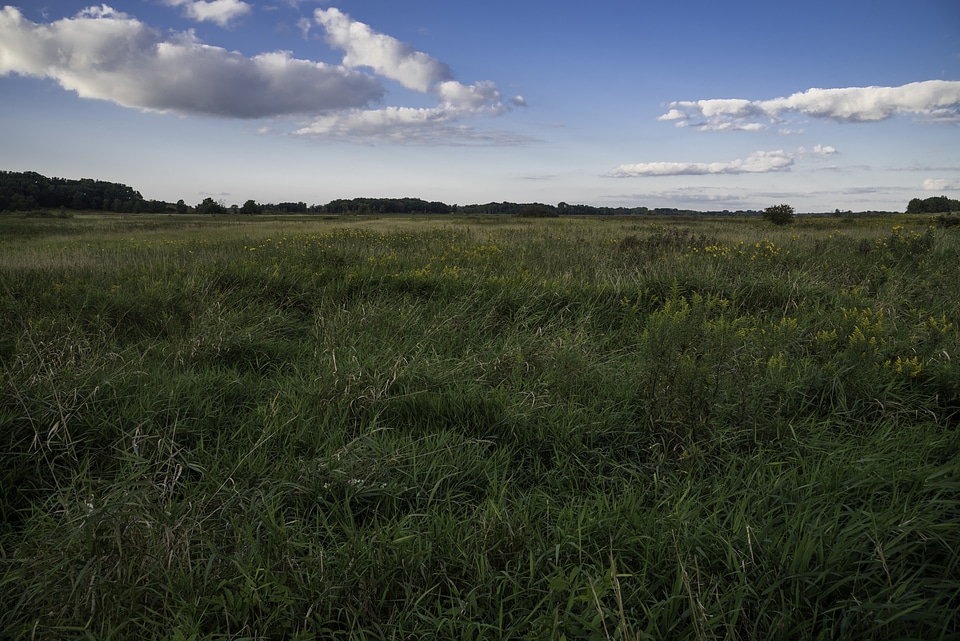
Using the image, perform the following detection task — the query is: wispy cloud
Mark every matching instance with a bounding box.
[296,16,313,38]
[922,178,960,190]
[607,150,794,178]
[605,187,755,210]
[293,106,531,144]
[660,81,960,131]
[0,5,381,117]
[163,0,252,27]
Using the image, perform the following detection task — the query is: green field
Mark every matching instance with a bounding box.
[1,213,958,639]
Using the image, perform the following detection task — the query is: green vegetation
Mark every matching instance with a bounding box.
[762,204,795,226]
[0,170,161,213]
[1,212,958,639]
[194,197,226,215]
[906,195,960,215]
[324,197,453,215]
[9,169,930,219]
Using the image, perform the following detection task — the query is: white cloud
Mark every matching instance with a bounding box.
[275,0,328,8]
[302,7,523,143]
[922,178,960,190]
[294,106,466,143]
[799,144,839,157]
[0,4,522,144]
[314,7,451,92]
[164,0,252,27]
[436,80,510,115]
[296,16,313,38]
[76,4,122,19]
[657,108,686,122]
[661,80,960,130]
[0,5,382,117]
[292,104,534,145]
[607,150,795,178]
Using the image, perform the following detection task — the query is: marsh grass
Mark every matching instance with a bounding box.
[1,212,958,639]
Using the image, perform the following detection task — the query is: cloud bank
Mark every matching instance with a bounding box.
[0,4,522,143]
[608,150,795,178]
[660,81,960,130]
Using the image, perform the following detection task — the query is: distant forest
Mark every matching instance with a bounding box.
[4,170,948,217]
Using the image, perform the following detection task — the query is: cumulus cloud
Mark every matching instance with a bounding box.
[164,0,251,27]
[607,150,795,178]
[436,80,512,116]
[812,144,838,156]
[661,81,960,130]
[0,4,522,143]
[0,5,381,117]
[798,144,839,157]
[297,8,524,143]
[922,178,960,190]
[315,7,451,92]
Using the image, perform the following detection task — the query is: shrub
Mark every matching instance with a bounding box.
[762,203,795,225]
[515,204,558,217]
[934,213,960,228]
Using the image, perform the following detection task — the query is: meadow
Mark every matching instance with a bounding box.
[1,212,958,640]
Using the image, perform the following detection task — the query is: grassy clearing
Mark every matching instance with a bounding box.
[1,212,958,639]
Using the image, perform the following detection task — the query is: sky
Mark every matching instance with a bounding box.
[1,0,959,212]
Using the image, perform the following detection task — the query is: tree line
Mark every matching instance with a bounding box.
[4,170,951,217]
[0,171,165,213]
[0,173,657,216]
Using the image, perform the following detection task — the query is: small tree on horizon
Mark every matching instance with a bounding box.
[240,199,263,215]
[196,197,225,215]
[762,203,795,225]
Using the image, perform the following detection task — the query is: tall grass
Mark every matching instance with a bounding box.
[1,212,958,639]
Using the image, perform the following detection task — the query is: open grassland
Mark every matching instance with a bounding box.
[1,212,959,640]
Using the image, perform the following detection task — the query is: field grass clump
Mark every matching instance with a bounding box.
[1,213,959,639]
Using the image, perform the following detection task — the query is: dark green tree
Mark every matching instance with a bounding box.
[0,170,154,212]
[907,195,960,214]
[175,199,188,214]
[515,204,559,218]
[240,199,263,215]
[762,203,795,225]
[196,197,225,215]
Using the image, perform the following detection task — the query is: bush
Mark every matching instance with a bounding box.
[934,214,960,228]
[762,204,794,225]
[515,205,558,218]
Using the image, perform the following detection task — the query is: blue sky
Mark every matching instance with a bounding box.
[1,0,959,211]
